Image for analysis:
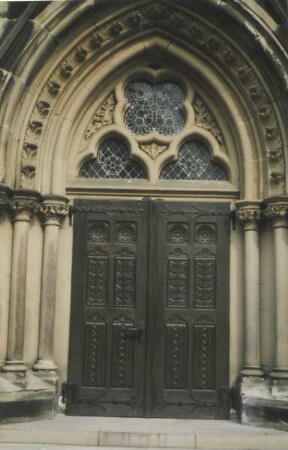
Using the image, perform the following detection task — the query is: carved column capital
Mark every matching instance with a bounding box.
[39,195,69,226]
[235,201,262,230]
[263,196,288,228]
[10,190,42,222]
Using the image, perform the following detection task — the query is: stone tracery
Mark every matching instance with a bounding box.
[160,141,228,181]
[79,138,147,179]
[124,81,185,136]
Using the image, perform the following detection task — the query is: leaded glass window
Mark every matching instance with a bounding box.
[79,138,146,179]
[160,140,228,180]
[124,81,185,136]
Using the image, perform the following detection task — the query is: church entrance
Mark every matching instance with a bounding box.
[66,199,230,418]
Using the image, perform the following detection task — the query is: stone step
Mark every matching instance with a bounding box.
[0,415,288,449]
[0,447,281,450]
[0,447,279,450]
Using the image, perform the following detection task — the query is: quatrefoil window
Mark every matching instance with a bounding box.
[124,81,185,136]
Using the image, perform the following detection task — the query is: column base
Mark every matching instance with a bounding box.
[33,360,58,386]
[240,369,266,400]
[241,366,264,377]
[2,360,27,372]
[236,370,288,430]
[0,369,58,423]
[1,361,27,387]
[33,359,57,371]
[271,368,288,380]
[271,369,288,400]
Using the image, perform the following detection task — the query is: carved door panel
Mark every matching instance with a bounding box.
[145,201,230,418]
[67,199,230,418]
[67,200,148,416]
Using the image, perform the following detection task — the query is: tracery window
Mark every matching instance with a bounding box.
[160,141,228,181]
[124,81,185,136]
[79,138,146,179]
[78,71,230,185]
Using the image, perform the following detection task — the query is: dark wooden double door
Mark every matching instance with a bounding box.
[67,199,230,418]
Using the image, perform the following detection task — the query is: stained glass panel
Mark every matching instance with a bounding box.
[124,81,185,136]
[160,140,228,180]
[79,138,146,179]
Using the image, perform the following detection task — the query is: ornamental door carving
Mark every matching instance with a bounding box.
[67,200,230,418]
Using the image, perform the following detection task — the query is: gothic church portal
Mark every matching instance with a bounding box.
[0,0,287,428]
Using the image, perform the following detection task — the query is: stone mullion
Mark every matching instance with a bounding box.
[264,197,288,379]
[3,190,41,377]
[33,196,69,373]
[236,201,263,376]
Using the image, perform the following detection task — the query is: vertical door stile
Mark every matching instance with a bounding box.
[144,198,158,416]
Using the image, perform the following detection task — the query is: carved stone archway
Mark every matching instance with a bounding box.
[0,0,286,198]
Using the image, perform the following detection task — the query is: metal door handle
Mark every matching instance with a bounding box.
[124,326,144,339]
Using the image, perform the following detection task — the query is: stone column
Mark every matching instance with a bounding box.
[3,190,41,379]
[264,196,288,383]
[33,196,69,374]
[236,201,263,377]
[0,185,13,365]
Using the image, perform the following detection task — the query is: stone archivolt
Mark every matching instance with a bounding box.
[17,1,286,194]
[0,69,10,97]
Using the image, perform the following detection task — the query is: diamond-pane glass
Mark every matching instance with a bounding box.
[124,81,185,136]
[160,140,228,180]
[79,138,146,179]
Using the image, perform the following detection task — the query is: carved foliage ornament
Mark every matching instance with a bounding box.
[19,2,285,193]
[89,221,110,242]
[85,94,116,141]
[39,203,69,224]
[193,96,224,145]
[264,204,288,221]
[86,249,109,307]
[139,142,168,160]
[235,208,262,225]
[10,198,39,220]
[165,319,187,389]
[236,201,288,225]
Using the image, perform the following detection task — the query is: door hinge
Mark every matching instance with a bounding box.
[69,206,75,226]
[61,382,76,403]
[230,210,236,230]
